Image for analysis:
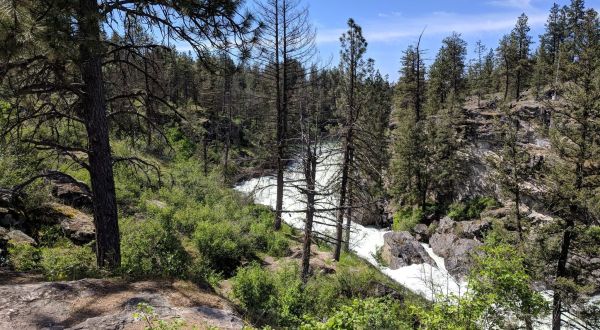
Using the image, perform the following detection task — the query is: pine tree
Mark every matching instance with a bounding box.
[545,8,600,329]
[489,104,533,241]
[391,39,427,211]
[256,0,316,231]
[483,48,497,96]
[426,32,467,207]
[333,18,367,260]
[472,40,487,107]
[0,0,256,269]
[497,33,518,100]
[542,3,567,67]
[428,32,467,109]
[512,13,532,100]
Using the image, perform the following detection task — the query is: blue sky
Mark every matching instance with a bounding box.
[305,0,600,81]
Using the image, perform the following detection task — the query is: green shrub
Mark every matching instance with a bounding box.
[8,243,41,271]
[121,217,189,278]
[447,196,499,221]
[271,264,305,326]
[232,262,276,317]
[468,240,549,328]
[335,264,379,299]
[187,256,223,288]
[37,225,63,247]
[268,234,290,257]
[248,220,288,256]
[193,221,252,274]
[392,206,423,232]
[232,262,305,327]
[166,127,196,160]
[301,298,407,330]
[40,244,97,280]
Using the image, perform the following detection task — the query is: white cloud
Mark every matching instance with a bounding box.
[316,10,547,44]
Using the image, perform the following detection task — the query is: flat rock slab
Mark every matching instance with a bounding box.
[0,277,243,330]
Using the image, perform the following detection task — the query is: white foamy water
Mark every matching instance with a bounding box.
[235,147,600,328]
[235,146,464,300]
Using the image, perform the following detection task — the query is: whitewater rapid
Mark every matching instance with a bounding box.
[235,147,465,300]
[235,148,598,328]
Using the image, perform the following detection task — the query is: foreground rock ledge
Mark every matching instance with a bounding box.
[0,277,243,330]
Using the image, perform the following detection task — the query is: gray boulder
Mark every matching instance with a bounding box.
[33,203,95,244]
[413,223,429,242]
[49,177,93,209]
[382,231,435,269]
[429,217,489,277]
[456,219,492,240]
[0,229,36,245]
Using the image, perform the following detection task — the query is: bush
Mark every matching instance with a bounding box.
[392,206,423,232]
[301,298,407,330]
[447,196,499,221]
[188,257,223,288]
[193,221,251,275]
[232,262,276,318]
[411,238,549,329]
[8,243,40,271]
[248,220,290,257]
[232,262,305,327]
[121,217,189,278]
[37,225,63,247]
[39,243,97,280]
[271,264,305,326]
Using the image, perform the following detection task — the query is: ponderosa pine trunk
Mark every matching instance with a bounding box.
[334,128,352,261]
[77,0,120,269]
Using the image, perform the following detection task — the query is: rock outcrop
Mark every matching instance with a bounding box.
[381,231,435,269]
[47,174,92,209]
[429,217,491,277]
[0,278,244,330]
[1,229,36,245]
[32,203,95,244]
[413,223,430,243]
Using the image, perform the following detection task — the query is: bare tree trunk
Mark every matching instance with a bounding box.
[223,75,232,173]
[301,145,316,282]
[274,0,284,231]
[77,0,120,269]
[344,172,353,251]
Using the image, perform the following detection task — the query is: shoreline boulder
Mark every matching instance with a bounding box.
[382,231,435,269]
[429,217,490,277]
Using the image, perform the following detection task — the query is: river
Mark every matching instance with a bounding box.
[234,146,465,300]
